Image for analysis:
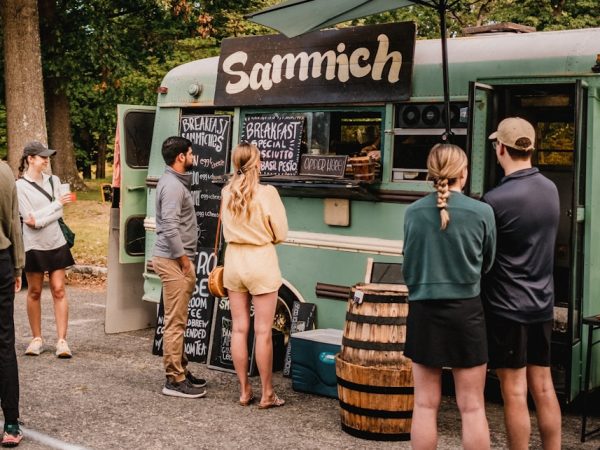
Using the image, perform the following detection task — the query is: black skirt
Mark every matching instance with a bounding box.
[404,295,487,368]
[25,244,75,273]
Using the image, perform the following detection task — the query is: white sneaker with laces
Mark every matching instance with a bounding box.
[55,339,72,358]
[25,337,44,356]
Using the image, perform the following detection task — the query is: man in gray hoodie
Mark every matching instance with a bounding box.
[153,136,207,398]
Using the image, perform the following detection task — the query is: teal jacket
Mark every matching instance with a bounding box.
[403,192,496,301]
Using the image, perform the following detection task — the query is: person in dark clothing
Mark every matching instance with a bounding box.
[483,117,561,450]
[0,160,25,447]
[404,144,496,450]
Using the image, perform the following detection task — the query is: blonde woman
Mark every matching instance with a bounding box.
[221,142,288,408]
[15,141,75,358]
[403,144,496,450]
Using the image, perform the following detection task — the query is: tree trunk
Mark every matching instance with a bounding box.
[39,0,87,190]
[1,0,47,175]
[45,79,88,190]
[96,134,107,179]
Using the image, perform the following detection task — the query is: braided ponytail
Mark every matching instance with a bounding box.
[427,144,468,230]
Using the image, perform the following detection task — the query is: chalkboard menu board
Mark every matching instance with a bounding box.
[152,114,232,363]
[207,297,287,375]
[207,297,255,374]
[152,297,165,356]
[181,114,231,248]
[282,301,317,377]
[240,114,304,176]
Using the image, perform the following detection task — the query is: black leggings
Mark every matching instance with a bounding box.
[0,249,20,422]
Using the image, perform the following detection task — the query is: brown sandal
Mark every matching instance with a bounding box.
[239,394,255,406]
[258,394,285,409]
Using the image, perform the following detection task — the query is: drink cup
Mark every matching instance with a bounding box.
[59,183,70,195]
[59,183,76,202]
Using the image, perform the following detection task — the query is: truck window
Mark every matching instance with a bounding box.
[124,111,155,168]
[305,111,382,158]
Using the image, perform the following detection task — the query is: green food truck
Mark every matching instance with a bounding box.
[106,22,600,402]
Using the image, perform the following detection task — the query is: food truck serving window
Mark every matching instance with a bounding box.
[241,109,382,181]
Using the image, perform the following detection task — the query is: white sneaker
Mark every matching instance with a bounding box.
[25,337,44,356]
[55,339,72,358]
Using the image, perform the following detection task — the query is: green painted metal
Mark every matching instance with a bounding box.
[117,104,155,264]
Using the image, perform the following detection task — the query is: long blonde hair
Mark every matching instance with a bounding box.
[427,143,468,230]
[226,142,261,219]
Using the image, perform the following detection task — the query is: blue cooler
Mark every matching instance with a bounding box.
[291,328,343,399]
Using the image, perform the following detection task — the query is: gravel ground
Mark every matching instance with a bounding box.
[5,283,599,449]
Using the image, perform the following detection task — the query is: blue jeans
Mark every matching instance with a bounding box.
[0,248,19,422]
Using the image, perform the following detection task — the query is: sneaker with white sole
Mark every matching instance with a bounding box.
[162,379,207,398]
[185,371,207,388]
[55,339,72,358]
[25,337,44,356]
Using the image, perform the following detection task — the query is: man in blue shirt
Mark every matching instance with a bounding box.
[483,117,561,450]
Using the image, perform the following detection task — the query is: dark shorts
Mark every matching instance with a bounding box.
[404,296,488,368]
[25,244,75,273]
[486,314,552,369]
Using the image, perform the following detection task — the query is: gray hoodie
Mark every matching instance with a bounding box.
[153,166,197,259]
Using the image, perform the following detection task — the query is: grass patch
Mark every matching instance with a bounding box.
[63,199,110,267]
[77,177,112,202]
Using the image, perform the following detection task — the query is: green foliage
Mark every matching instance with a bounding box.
[40,0,207,171]
[351,0,600,38]
[197,0,281,40]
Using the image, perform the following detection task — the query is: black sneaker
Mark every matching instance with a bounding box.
[1,423,23,448]
[185,371,207,388]
[162,379,207,398]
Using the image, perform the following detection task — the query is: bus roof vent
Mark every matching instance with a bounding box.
[462,22,536,36]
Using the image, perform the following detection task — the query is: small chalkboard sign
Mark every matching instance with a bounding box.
[283,301,317,377]
[241,114,304,176]
[207,297,255,374]
[152,296,165,356]
[299,155,348,178]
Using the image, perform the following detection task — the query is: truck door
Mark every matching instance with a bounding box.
[105,105,156,333]
[466,82,497,198]
[469,80,588,403]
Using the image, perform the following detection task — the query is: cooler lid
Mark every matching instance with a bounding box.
[291,328,343,345]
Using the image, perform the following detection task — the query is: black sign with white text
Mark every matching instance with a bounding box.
[241,114,304,176]
[299,154,348,178]
[215,22,416,106]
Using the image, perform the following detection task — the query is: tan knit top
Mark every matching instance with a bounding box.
[221,184,288,246]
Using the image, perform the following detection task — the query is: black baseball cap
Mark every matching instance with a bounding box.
[23,141,56,157]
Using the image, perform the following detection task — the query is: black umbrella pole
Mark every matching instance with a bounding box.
[439,3,452,140]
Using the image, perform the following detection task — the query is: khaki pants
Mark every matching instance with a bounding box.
[153,256,196,383]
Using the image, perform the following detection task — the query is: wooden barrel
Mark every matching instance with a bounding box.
[341,284,409,368]
[336,356,413,441]
[348,156,374,181]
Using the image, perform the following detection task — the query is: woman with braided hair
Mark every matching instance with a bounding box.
[403,143,496,449]
[221,142,288,409]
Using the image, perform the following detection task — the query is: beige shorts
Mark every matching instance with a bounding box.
[223,243,282,295]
